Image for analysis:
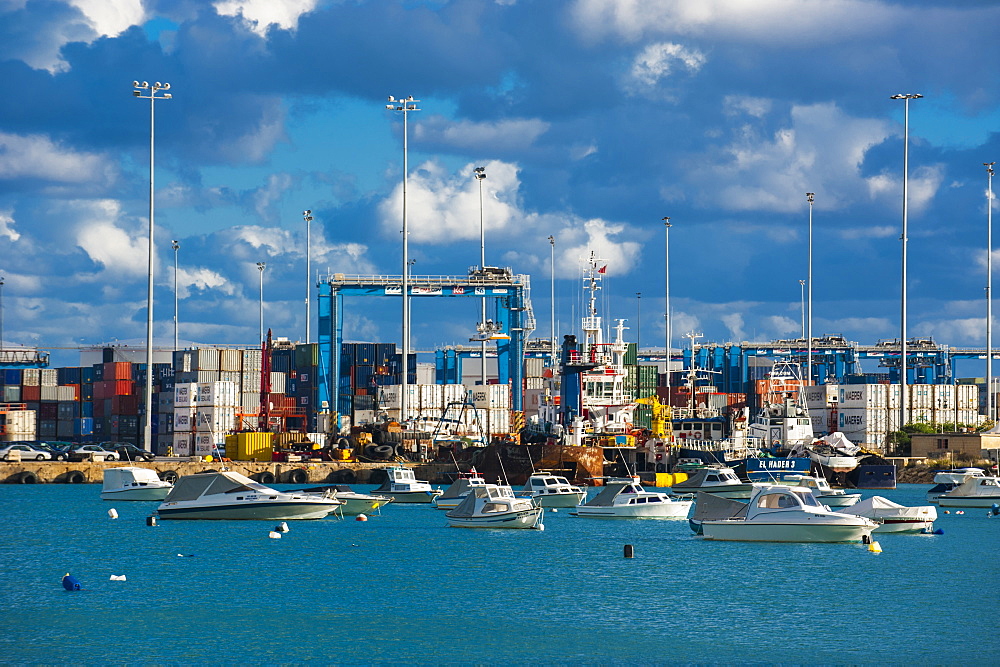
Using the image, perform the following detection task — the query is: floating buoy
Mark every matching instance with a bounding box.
[956,510,965,515]
[107,508,118,520]
[868,541,882,553]
[536,523,544,531]
[109,575,127,581]
[62,574,81,591]
[268,531,282,539]
[275,522,289,533]
[146,516,157,526]
[624,544,634,558]
[356,514,368,522]
[551,508,558,513]
[943,510,950,514]
[177,554,195,558]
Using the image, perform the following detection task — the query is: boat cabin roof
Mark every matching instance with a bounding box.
[103,466,162,486]
[164,471,274,502]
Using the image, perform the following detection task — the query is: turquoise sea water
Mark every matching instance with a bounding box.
[1,483,998,666]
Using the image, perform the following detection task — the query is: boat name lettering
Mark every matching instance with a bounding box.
[760,460,798,469]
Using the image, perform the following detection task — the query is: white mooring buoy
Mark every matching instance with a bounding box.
[107,508,118,520]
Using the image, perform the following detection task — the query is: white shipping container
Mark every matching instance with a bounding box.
[524,357,545,378]
[803,385,836,405]
[172,433,192,457]
[441,384,468,405]
[56,385,76,401]
[472,383,511,409]
[40,368,58,386]
[3,410,36,431]
[2,385,20,402]
[243,348,262,372]
[40,386,59,401]
[241,391,261,413]
[195,406,236,435]
[196,381,238,407]
[269,372,286,394]
[22,368,40,386]
[219,348,243,372]
[192,347,220,371]
[174,383,198,407]
[173,406,196,432]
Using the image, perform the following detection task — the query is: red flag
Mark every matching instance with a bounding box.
[598,265,607,274]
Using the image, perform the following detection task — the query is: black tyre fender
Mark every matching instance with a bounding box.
[286,468,308,484]
[18,470,38,484]
[159,470,179,484]
[373,445,394,459]
[338,468,356,484]
[64,470,86,484]
[337,437,351,450]
[254,471,276,484]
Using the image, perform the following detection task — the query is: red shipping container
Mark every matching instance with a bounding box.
[111,395,139,415]
[104,361,132,380]
[22,385,41,401]
[110,379,133,396]
[39,403,58,420]
[93,399,106,418]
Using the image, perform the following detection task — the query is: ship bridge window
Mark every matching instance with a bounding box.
[759,493,798,509]
[798,419,810,426]
[706,475,719,482]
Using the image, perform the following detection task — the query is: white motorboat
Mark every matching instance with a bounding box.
[927,468,986,503]
[573,482,693,518]
[328,485,391,515]
[781,474,861,507]
[520,472,587,508]
[433,469,487,510]
[841,496,937,533]
[937,475,1000,508]
[156,471,343,520]
[700,484,876,543]
[446,484,544,529]
[372,466,443,504]
[671,466,755,499]
[101,466,173,501]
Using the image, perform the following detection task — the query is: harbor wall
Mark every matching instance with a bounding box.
[0,461,457,485]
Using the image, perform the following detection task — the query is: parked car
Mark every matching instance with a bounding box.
[67,443,119,462]
[31,442,72,461]
[109,443,155,462]
[0,443,53,461]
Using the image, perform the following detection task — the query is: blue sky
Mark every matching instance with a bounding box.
[1,0,999,370]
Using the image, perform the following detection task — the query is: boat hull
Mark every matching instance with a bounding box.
[574,501,692,519]
[530,492,587,508]
[937,495,1000,508]
[336,495,390,515]
[815,493,861,508]
[447,506,544,529]
[871,519,935,534]
[101,486,171,501]
[382,490,442,504]
[701,520,872,543]
[157,500,340,520]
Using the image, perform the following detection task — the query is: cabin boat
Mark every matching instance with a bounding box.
[519,473,587,508]
[927,468,986,503]
[937,475,1000,508]
[670,466,755,499]
[781,474,861,507]
[373,466,443,504]
[156,471,343,520]
[445,484,544,529]
[699,484,876,543]
[433,469,487,510]
[573,482,693,518]
[101,466,173,501]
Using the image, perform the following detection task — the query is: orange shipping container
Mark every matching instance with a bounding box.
[104,361,132,381]
[22,385,41,401]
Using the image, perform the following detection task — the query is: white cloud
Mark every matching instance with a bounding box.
[721,312,745,340]
[415,117,550,153]
[230,225,297,256]
[252,172,295,222]
[74,200,148,276]
[0,132,115,185]
[724,95,772,119]
[628,41,706,88]
[570,0,893,45]
[71,0,145,37]
[865,165,945,214]
[176,266,235,298]
[836,225,896,241]
[0,209,20,241]
[214,0,318,37]
[691,102,893,213]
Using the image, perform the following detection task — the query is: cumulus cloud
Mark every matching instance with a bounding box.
[75,202,148,276]
[176,266,235,299]
[0,210,20,241]
[414,117,550,153]
[0,133,115,185]
[214,0,319,37]
[865,165,945,214]
[627,41,706,89]
[835,225,896,241]
[721,312,745,340]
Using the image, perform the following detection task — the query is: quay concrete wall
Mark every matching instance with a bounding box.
[0,461,457,485]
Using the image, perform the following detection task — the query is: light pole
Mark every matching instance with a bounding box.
[987,162,996,422]
[257,262,266,343]
[891,93,921,434]
[799,279,806,339]
[475,167,488,389]
[636,292,641,394]
[132,79,172,453]
[806,192,814,385]
[172,240,179,351]
[548,235,556,367]
[0,275,5,354]
[304,209,313,344]
[386,95,420,422]
[663,217,672,394]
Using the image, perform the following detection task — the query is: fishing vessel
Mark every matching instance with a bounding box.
[372,466,443,504]
[445,484,544,529]
[101,466,173,501]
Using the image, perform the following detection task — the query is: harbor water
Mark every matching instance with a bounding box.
[1,483,998,665]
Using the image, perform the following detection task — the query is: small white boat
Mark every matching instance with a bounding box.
[841,496,937,533]
[573,482,693,518]
[433,470,487,510]
[446,484,544,529]
[937,475,1000,508]
[781,474,861,507]
[157,471,343,520]
[700,484,876,543]
[372,466,443,504]
[329,485,391,515]
[671,466,755,499]
[101,466,173,501]
[520,473,587,508]
[927,468,986,503]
